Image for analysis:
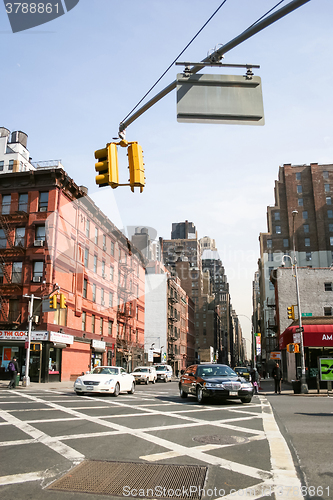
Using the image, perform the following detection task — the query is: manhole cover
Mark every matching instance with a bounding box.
[193,435,248,445]
[47,460,207,499]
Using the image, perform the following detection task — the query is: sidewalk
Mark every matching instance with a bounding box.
[259,377,332,397]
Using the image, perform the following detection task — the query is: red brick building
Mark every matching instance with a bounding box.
[0,166,145,382]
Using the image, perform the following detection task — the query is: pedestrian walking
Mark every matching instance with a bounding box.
[272,362,282,394]
[251,368,260,394]
[8,357,19,389]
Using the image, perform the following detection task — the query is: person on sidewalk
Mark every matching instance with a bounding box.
[8,357,19,389]
[272,362,282,394]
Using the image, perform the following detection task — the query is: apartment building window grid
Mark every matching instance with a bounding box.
[298,198,303,206]
[92,284,96,302]
[327,197,332,205]
[303,224,309,233]
[15,227,25,247]
[305,238,310,247]
[2,194,11,214]
[108,321,112,336]
[82,312,86,331]
[267,239,272,249]
[275,226,281,234]
[0,229,6,248]
[35,225,45,242]
[297,185,302,194]
[102,260,105,278]
[86,219,90,238]
[109,292,113,307]
[325,184,330,193]
[306,252,312,261]
[110,266,114,281]
[83,278,88,298]
[0,161,3,171]
[100,318,103,335]
[323,171,329,179]
[296,172,301,181]
[92,315,95,333]
[12,262,22,283]
[283,239,289,248]
[95,227,98,245]
[38,192,48,212]
[93,255,97,273]
[84,248,89,268]
[303,211,308,219]
[274,212,280,221]
[33,261,43,279]
[18,193,28,212]
[328,210,333,219]
[111,241,114,256]
[8,160,14,171]
[101,288,105,305]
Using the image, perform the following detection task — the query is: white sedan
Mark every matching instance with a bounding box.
[74,366,135,396]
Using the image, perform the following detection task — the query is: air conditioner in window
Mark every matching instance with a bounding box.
[34,240,44,247]
[103,245,107,252]
[32,276,42,282]
[39,207,47,212]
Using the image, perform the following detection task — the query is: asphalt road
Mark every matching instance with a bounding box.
[0,381,330,500]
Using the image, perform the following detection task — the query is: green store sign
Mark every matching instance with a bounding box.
[319,358,333,381]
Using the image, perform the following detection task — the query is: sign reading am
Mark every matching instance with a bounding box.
[319,358,333,382]
[177,74,264,125]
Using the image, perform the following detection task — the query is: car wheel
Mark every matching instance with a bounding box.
[179,386,188,398]
[152,378,156,384]
[145,379,149,385]
[128,382,135,394]
[196,386,205,404]
[164,378,167,383]
[75,391,84,396]
[241,396,252,404]
[112,383,120,397]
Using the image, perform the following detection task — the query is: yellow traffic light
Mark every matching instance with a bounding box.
[287,305,295,320]
[287,343,300,353]
[128,142,145,193]
[95,144,119,188]
[60,293,67,309]
[294,343,300,353]
[50,295,57,309]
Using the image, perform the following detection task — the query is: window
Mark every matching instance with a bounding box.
[329,224,333,232]
[297,185,302,194]
[306,252,312,261]
[95,227,98,245]
[274,212,280,221]
[101,288,105,305]
[109,292,113,307]
[15,227,25,247]
[325,184,330,193]
[102,260,105,278]
[330,237,333,246]
[323,171,329,179]
[110,266,114,281]
[324,307,332,316]
[303,211,308,219]
[8,160,14,171]
[100,318,103,335]
[86,219,90,238]
[0,267,3,284]
[38,192,48,212]
[103,234,106,250]
[82,311,86,331]
[118,248,121,261]
[283,238,289,248]
[83,279,88,298]
[0,161,3,171]
[267,239,272,249]
[92,284,96,302]
[303,224,309,233]
[35,225,45,242]
[111,241,114,256]
[328,210,333,219]
[91,315,95,333]
[83,248,88,268]
[298,198,303,206]
[296,172,301,181]
[12,262,22,283]
[268,252,273,262]
[108,320,112,336]
[275,226,281,234]
[18,193,28,212]
[93,255,97,273]
[327,197,332,205]
[324,283,333,291]
[0,229,6,248]
[33,261,43,279]
[2,195,11,214]
[305,238,310,247]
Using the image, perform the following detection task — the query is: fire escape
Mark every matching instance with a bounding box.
[0,210,27,325]
[167,283,180,365]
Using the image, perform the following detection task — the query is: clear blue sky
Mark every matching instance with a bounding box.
[1,0,332,342]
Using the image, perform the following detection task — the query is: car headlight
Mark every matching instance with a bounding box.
[204,382,222,388]
[241,382,253,389]
[74,378,82,385]
[105,378,115,385]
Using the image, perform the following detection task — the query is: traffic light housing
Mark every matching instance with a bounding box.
[95,144,119,188]
[60,293,66,309]
[287,343,300,353]
[287,305,295,320]
[49,295,57,309]
[128,142,145,193]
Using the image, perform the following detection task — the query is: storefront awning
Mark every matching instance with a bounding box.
[280,324,333,349]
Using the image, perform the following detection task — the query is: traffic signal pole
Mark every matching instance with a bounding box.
[119,0,311,134]
[22,293,34,387]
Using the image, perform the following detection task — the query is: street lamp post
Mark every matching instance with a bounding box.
[281,210,308,394]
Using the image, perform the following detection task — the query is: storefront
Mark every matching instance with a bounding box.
[91,339,106,369]
[279,323,333,388]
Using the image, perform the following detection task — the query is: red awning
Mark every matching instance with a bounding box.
[280,324,333,349]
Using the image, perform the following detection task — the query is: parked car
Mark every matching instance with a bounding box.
[130,366,157,384]
[233,366,251,381]
[179,363,254,404]
[154,364,173,382]
[74,366,135,396]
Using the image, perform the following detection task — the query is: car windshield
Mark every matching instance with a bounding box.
[235,368,248,374]
[134,368,148,373]
[197,365,237,378]
[155,366,167,371]
[92,367,119,375]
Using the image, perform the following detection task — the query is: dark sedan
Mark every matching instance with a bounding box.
[179,364,254,404]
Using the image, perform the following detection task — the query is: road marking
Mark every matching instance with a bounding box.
[0,471,45,485]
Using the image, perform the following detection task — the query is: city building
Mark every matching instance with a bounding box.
[257,162,333,366]
[0,130,145,382]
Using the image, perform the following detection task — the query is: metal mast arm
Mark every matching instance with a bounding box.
[119,0,311,134]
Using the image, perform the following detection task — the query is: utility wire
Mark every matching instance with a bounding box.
[121,0,228,125]
[247,0,286,30]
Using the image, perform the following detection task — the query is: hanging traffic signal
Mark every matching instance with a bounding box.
[95,144,119,188]
[128,142,145,193]
[287,305,295,320]
[60,294,67,309]
[49,295,57,309]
